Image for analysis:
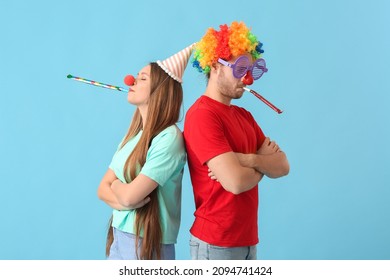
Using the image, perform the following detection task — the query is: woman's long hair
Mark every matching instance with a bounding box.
[105,62,183,259]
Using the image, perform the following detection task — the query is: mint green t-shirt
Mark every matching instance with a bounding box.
[108,125,186,244]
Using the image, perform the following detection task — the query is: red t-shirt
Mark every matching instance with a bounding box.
[183,95,265,247]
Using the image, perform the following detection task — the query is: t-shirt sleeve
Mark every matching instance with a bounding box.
[185,108,232,165]
[140,128,186,187]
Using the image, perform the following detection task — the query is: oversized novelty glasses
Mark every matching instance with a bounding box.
[217,56,268,80]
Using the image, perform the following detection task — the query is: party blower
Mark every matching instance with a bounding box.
[67,74,283,114]
[244,87,283,114]
[66,74,135,92]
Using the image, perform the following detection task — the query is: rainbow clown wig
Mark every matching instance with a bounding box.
[192,21,264,75]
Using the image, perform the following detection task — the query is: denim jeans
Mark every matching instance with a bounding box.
[190,234,257,260]
[107,227,175,260]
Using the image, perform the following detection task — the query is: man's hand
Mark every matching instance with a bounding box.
[234,137,289,179]
[208,168,218,181]
[258,137,280,155]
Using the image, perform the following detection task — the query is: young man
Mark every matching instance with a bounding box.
[183,22,290,260]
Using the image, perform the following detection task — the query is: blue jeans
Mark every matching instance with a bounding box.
[190,234,257,260]
[107,227,175,260]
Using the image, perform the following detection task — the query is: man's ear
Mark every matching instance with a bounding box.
[211,62,220,72]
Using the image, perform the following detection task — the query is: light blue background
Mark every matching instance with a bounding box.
[1,0,389,260]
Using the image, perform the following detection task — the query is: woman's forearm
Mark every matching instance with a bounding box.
[97,182,131,210]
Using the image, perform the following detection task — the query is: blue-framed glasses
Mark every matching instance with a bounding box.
[217,56,268,80]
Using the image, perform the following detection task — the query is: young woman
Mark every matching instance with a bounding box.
[97,61,186,260]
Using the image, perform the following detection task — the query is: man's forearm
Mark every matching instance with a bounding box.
[234,167,264,193]
[237,152,290,178]
[207,152,264,195]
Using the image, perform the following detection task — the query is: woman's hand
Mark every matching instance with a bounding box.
[97,169,151,210]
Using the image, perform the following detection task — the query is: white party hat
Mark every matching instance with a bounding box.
[157,43,196,83]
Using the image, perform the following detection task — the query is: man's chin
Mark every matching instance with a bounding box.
[233,89,244,99]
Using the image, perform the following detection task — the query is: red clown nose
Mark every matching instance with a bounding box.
[124,75,135,86]
[242,71,254,85]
